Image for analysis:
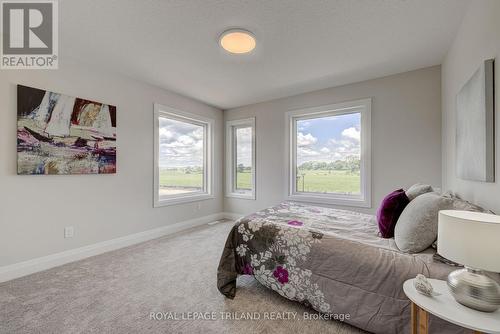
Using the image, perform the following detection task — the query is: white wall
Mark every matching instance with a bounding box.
[0,56,446,267]
[224,66,442,215]
[442,0,500,214]
[0,58,223,267]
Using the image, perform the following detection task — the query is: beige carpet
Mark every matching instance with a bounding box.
[0,221,367,334]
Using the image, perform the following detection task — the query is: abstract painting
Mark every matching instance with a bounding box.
[456,59,495,182]
[17,85,117,175]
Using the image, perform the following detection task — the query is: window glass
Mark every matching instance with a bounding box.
[235,126,252,192]
[295,112,361,195]
[158,117,205,197]
[225,118,255,199]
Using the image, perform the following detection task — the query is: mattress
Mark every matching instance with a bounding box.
[217,202,465,334]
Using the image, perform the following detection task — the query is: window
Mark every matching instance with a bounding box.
[225,118,256,199]
[154,104,214,207]
[286,99,371,207]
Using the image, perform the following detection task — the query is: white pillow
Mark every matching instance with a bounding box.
[395,192,453,253]
[405,183,433,201]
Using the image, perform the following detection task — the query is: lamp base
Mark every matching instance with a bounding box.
[447,267,500,312]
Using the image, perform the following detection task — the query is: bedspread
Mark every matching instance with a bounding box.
[217,202,465,334]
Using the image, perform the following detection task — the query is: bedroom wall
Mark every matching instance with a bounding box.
[442,0,500,214]
[0,57,223,267]
[224,66,442,215]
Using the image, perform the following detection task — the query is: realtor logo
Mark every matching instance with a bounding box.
[1,0,58,69]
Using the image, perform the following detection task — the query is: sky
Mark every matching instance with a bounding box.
[159,117,204,168]
[235,127,252,167]
[159,118,254,168]
[158,112,360,168]
[297,112,361,165]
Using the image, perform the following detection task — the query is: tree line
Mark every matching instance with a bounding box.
[298,155,360,172]
[162,166,203,174]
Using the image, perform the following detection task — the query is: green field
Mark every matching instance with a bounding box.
[236,171,252,190]
[160,169,359,194]
[160,169,252,190]
[160,169,203,190]
[296,169,360,194]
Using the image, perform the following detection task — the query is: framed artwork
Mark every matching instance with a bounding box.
[17,85,117,175]
[456,59,495,182]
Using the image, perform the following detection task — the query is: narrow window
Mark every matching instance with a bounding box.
[226,118,256,199]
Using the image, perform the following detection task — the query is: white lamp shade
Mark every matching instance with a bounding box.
[438,210,500,272]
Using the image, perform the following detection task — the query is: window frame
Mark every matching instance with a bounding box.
[285,98,372,208]
[225,117,256,200]
[154,103,215,207]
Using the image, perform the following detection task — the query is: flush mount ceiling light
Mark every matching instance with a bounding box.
[219,29,256,54]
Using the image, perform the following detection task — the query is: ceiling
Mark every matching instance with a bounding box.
[60,0,469,110]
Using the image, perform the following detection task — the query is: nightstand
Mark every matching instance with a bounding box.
[403,278,500,334]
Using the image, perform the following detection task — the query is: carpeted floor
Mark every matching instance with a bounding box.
[0,221,367,334]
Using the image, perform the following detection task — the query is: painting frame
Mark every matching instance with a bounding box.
[456,59,495,182]
[17,85,117,175]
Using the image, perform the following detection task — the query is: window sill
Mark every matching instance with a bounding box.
[154,193,214,207]
[288,193,371,208]
[225,192,256,200]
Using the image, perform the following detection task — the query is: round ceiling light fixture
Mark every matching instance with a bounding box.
[219,29,256,54]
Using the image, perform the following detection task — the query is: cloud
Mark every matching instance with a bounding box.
[235,127,252,166]
[191,127,204,140]
[164,134,196,147]
[298,147,321,157]
[298,120,312,131]
[297,131,360,165]
[341,127,360,141]
[159,128,175,143]
[328,138,360,156]
[297,132,317,147]
[159,118,205,167]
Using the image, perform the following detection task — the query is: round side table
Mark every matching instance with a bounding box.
[403,278,500,334]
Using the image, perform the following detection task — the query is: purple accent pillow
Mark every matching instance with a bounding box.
[377,189,410,238]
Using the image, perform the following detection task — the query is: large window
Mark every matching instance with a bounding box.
[286,99,371,207]
[225,118,256,199]
[154,104,214,207]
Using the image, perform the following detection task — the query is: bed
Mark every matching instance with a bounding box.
[217,202,465,334]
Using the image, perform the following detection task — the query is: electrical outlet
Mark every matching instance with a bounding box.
[64,226,74,238]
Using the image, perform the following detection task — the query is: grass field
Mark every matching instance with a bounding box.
[160,169,203,191]
[236,171,251,190]
[160,169,252,190]
[160,169,359,194]
[296,169,360,194]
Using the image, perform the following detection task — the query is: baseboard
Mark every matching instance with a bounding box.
[221,212,245,221]
[0,213,225,283]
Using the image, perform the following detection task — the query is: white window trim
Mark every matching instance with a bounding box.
[154,103,215,207]
[225,117,256,200]
[285,98,372,208]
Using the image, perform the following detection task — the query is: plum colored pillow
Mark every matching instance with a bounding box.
[377,189,410,238]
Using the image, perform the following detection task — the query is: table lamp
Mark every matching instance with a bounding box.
[438,210,500,312]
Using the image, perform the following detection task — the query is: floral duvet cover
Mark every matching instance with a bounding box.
[217,202,464,334]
